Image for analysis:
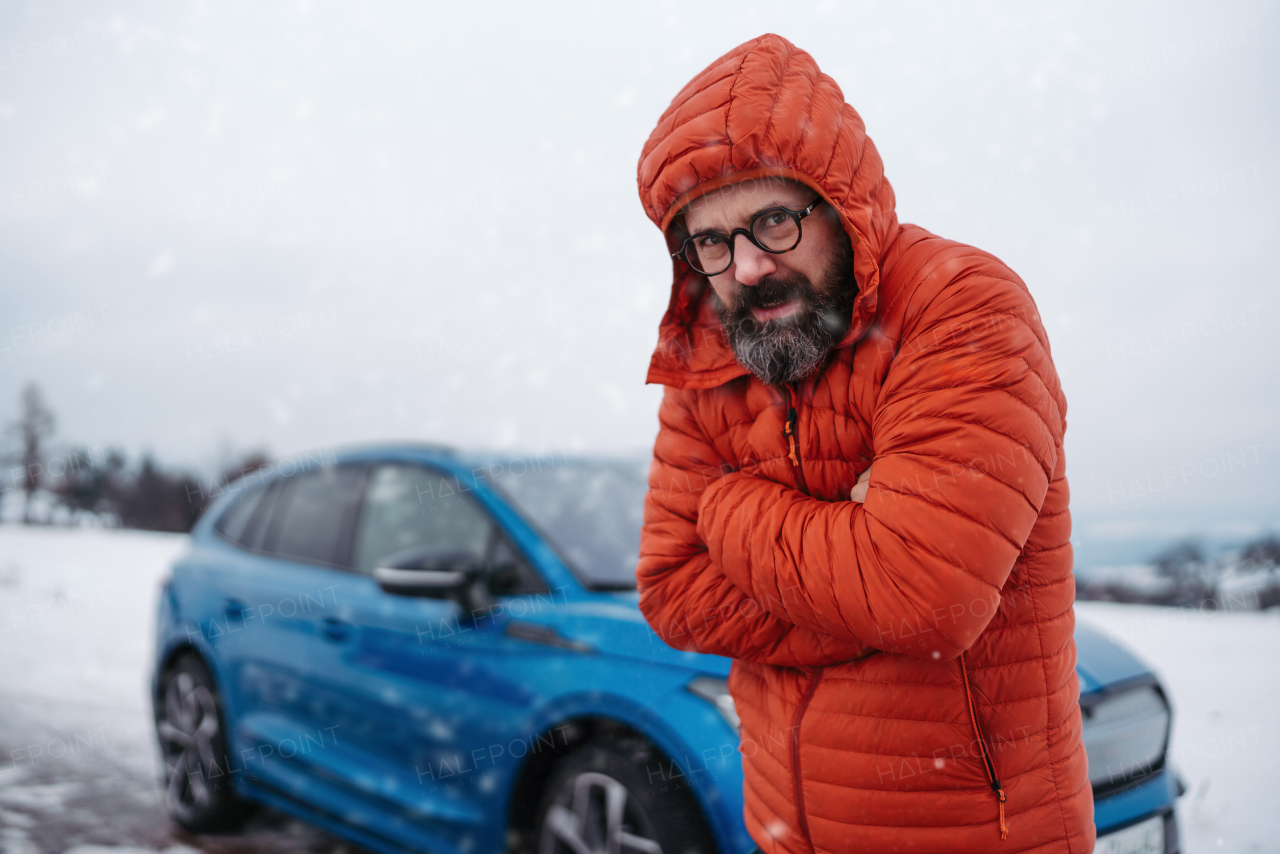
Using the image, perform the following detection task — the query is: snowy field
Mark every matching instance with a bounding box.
[1073,601,1280,853]
[0,525,354,854]
[1,525,1277,853]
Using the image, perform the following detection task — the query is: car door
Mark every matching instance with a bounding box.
[327,461,560,840]
[214,464,367,793]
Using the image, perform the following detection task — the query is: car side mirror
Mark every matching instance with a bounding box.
[373,546,496,618]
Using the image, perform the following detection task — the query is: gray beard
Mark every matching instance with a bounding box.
[715,240,857,386]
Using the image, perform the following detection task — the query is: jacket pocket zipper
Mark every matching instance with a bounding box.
[960,652,1009,841]
[791,667,823,854]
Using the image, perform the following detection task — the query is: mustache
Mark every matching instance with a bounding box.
[711,234,858,386]
[719,274,813,323]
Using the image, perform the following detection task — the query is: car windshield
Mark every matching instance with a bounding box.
[485,457,649,590]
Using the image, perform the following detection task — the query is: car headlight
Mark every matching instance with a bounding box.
[1081,681,1170,792]
[687,676,740,734]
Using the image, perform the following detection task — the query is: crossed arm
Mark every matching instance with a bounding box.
[637,386,878,666]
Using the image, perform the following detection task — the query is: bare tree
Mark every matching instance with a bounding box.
[1153,539,1218,607]
[7,384,57,524]
[1240,535,1280,570]
[1240,535,1280,609]
[114,455,209,533]
[53,446,127,520]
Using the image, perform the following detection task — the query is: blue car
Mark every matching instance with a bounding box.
[151,443,1182,854]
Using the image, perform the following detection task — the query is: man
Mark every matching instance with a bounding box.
[636,34,1094,854]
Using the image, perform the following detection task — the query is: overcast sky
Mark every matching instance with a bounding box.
[2,1,1276,557]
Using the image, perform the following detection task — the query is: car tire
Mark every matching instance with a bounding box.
[154,654,253,832]
[532,736,717,854]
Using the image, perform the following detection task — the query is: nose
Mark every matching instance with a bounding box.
[730,234,777,287]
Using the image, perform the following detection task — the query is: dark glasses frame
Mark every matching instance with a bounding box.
[672,197,825,276]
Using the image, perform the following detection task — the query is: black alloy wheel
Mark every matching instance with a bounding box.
[533,737,717,854]
[155,654,252,832]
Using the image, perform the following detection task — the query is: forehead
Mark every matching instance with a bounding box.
[682,177,813,231]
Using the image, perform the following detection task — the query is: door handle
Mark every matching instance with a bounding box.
[320,616,353,642]
[225,598,249,618]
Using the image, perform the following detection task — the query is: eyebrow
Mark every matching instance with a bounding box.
[686,197,793,233]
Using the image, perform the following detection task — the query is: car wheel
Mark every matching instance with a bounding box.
[155,654,251,832]
[533,737,717,854]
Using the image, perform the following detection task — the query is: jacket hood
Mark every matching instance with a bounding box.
[637,33,899,389]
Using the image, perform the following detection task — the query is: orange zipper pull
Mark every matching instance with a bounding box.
[784,407,799,466]
[996,784,1008,840]
[962,654,1010,841]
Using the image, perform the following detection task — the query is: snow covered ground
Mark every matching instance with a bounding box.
[1,524,1277,853]
[0,525,355,854]
[1074,601,1280,853]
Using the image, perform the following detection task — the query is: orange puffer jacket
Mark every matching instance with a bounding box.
[636,34,1094,854]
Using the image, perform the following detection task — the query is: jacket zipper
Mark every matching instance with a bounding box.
[790,667,823,854]
[959,653,1009,841]
[783,382,819,853]
[783,385,809,494]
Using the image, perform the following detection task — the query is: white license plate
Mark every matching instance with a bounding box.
[1095,814,1164,854]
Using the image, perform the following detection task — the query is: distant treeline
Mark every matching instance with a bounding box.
[1077,536,1280,611]
[48,446,270,532]
[7,384,1280,607]
[3,382,268,533]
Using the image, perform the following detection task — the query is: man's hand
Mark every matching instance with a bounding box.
[849,466,871,503]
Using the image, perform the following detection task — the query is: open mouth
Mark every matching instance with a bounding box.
[749,297,802,323]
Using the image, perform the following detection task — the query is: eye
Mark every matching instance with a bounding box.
[761,211,789,228]
[694,234,725,249]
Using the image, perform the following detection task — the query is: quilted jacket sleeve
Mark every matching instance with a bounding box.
[697,266,1063,660]
[638,385,878,666]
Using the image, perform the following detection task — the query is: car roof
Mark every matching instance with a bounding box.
[331,441,458,466]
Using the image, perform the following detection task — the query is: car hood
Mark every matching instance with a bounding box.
[1071,620,1154,694]
[518,592,731,677]
[535,595,1153,692]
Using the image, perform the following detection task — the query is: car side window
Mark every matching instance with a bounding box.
[353,464,492,576]
[352,465,548,595]
[487,530,549,597]
[262,465,365,568]
[238,479,282,552]
[215,479,281,552]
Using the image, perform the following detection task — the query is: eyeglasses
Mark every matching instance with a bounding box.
[672,197,825,276]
